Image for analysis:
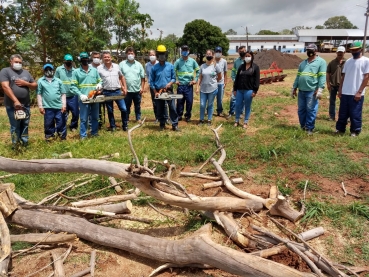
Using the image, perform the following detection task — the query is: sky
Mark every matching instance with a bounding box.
[137,0,367,38]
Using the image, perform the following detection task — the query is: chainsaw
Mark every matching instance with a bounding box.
[155,88,183,100]
[82,90,125,104]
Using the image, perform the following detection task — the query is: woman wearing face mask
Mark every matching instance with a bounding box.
[233,51,260,129]
[196,50,222,126]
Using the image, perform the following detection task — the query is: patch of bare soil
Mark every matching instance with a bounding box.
[270,249,311,272]
[276,104,299,125]
[254,49,303,70]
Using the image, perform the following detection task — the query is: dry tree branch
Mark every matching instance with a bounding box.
[127,117,146,167]
[210,124,226,166]
[149,263,213,277]
[148,202,176,220]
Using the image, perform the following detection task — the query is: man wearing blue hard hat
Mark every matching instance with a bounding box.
[37,63,67,141]
[55,54,79,133]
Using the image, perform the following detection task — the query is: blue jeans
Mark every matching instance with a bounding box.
[228,94,236,115]
[235,90,253,123]
[124,92,141,122]
[336,95,364,134]
[65,95,79,130]
[200,90,216,121]
[44,108,66,139]
[215,83,225,114]
[6,105,30,146]
[79,100,99,138]
[176,84,194,119]
[104,89,127,128]
[156,99,178,127]
[329,86,339,120]
[150,87,168,120]
[298,90,319,131]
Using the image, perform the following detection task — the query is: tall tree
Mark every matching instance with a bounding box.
[323,16,358,29]
[179,19,229,64]
[315,25,325,29]
[256,30,279,35]
[279,29,294,35]
[224,29,237,35]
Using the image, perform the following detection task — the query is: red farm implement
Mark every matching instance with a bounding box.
[259,62,287,84]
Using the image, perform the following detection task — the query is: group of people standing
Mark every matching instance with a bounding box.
[292,41,369,136]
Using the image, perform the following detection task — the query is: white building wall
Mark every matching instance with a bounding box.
[229,42,305,54]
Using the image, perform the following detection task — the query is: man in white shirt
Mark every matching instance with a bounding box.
[336,41,369,136]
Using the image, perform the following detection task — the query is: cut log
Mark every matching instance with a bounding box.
[9,209,316,277]
[11,233,77,244]
[88,201,132,214]
[298,227,325,241]
[108,177,122,193]
[179,172,221,180]
[0,183,18,217]
[269,196,304,222]
[269,185,278,199]
[202,178,243,190]
[51,250,66,277]
[90,250,96,277]
[0,212,11,277]
[0,157,263,213]
[57,152,72,159]
[71,194,137,208]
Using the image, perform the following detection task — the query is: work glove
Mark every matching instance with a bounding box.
[95,83,103,91]
[315,88,323,100]
[80,94,88,102]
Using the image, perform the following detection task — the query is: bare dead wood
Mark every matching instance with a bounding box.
[11,233,77,244]
[0,158,263,213]
[69,268,90,277]
[0,257,10,277]
[0,184,18,217]
[152,182,187,198]
[89,201,132,214]
[269,196,304,222]
[341,182,362,198]
[341,182,347,196]
[303,180,308,201]
[0,174,17,179]
[148,203,176,220]
[211,187,222,197]
[89,214,153,224]
[202,177,243,190]
[11,232,55,258]
[211,158,274,208]
[298,227,325,241]
[127,117,146,167]
[20,204,116,217]
[269,185,278,199]
[71,193,137,208]
[61,244,73,263]
[59,183,120,200]
[149,263,213,277]
[51,250,65,277]
[0,212,11,277]
[99,153,119,160]
[10,209,316,277]
[57,152,73,159]
[211,124,226,166]
[108,176,122,193]
[179,172,221,180]
[90,250,96,277]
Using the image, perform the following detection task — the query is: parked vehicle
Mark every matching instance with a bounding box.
[320,42,334,53]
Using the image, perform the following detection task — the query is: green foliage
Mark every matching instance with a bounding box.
[223,28,237,35]
[315,25,325,29]
[184,212,213,232]
[348,202,369,219]
[324,16,358,29]
[256,30,280,35]
[179,19,229,63]
[279,29,294,35]
[11,241,33,251]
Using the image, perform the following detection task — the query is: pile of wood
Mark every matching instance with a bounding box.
[0,120,364,277]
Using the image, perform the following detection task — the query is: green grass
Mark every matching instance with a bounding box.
[0,66,368,267]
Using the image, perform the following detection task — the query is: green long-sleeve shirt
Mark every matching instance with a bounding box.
[293,56,327,91]
[231,57,244,81]
[174,57,199,85]
[54,65,75,97]
[70,66,102,96]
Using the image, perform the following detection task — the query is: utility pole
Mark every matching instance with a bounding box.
[363,0,369,55]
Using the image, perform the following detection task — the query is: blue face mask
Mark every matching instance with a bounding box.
[181,51,189,57]
[352,52,361,59]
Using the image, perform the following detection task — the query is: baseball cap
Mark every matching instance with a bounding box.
[306,44,317,51]
[181,45,189,50]
[64,54,73,61]
[43,63,54,70]
[79,52,89,59]
[215,46,222,52]
[350,41,362,50]
[336,46,345,52]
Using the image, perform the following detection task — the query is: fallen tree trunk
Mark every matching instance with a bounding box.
[9,209,316,277]
[202,177,243,190]
[88,202,132,214]
[0,213,10,277]
[10,233,77,244]
[0,158,263,213]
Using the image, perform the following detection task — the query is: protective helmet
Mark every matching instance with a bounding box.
[156,45,167,53]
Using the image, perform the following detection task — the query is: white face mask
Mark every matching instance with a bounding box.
[244,57,252,63]
[215,53,221,58]
[93,58,100,64]
[13,63,22,71]
[127,54,135,61]
[149,56,156,62]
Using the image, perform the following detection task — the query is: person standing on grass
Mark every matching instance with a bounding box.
[37,64,67,141]
[326,46,346,121]
[89,51,104,129]
[0,54,37,149]
[119,46,145,127]
[292,44,326,135]
[196,49,222,126]
[233,51,260,129]
[226,46,246,120]
[214,46,228,117]
[55,54,79,132]
[150,44,179,131]
[335,41,369,137]
[174,45,199,122]
[98,51,128,132]
[70,52,102,139]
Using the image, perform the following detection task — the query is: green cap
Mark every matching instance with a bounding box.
[64,54,73,61]
[79,52,89,59]
[350,41,362,50]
